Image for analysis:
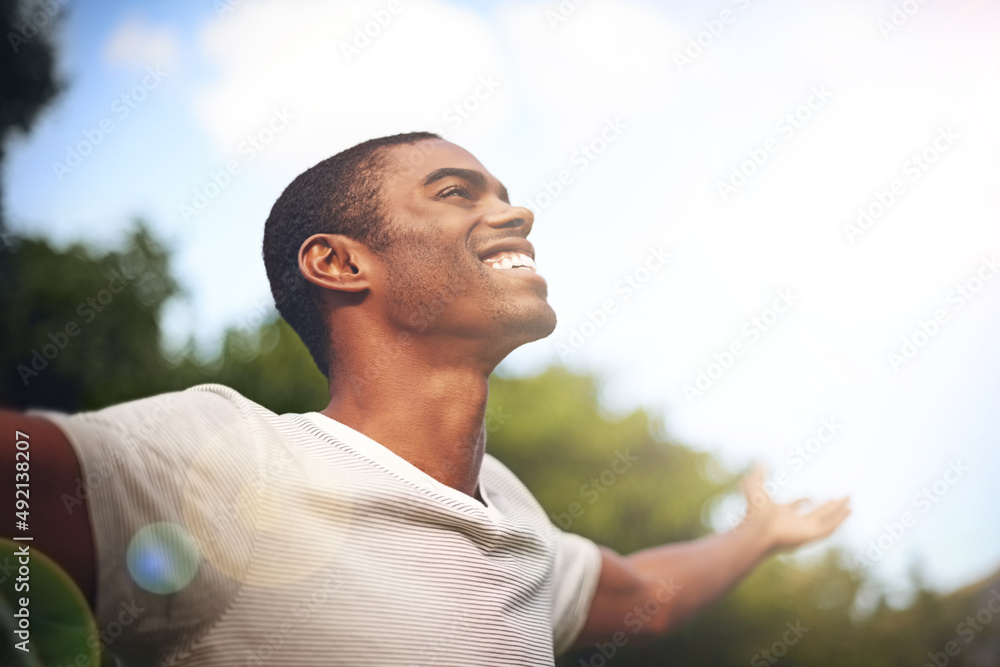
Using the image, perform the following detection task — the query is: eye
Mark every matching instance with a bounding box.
[437,184,472,200]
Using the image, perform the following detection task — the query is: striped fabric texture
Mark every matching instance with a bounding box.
[39,384,603,666]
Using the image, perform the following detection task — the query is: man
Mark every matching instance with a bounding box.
[1,132,850,665]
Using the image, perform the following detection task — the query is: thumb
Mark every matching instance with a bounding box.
[741,464,766,497]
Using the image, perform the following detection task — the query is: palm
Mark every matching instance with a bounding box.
[740,465,851,552]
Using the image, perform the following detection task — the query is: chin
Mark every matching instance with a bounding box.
[503,302,558,344]
[533,305,558,339]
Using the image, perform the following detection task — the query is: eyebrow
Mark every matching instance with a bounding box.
[422,167,510,204]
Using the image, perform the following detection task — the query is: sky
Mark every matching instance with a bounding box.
[6,0,1000,603]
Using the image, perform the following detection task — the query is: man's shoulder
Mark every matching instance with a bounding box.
[121,382,273,412]
[480,451,520,485]
[47,383,274,424]
[34,383,295,460]
[481,453,551,522]
[176,383,283,420]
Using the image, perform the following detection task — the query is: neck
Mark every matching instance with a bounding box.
[321,339,495,499]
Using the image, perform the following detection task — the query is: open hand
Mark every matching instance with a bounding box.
[739,465,851,554]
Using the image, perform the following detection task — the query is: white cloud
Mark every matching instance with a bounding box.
[496,1,684,149]
[103,16,181,73]
[193,0,513,173]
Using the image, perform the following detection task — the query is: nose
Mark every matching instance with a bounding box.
[484,202,534,235]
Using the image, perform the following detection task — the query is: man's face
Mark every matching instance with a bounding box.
[372,139,556,354]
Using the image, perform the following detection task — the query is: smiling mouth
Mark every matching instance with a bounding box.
[480,251,536,272]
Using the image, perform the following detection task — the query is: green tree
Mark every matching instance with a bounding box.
[1,223,179,411]
[168,317,329,415]
[1,221,329,414]
[1,0,63,224]
[485,369,938,666]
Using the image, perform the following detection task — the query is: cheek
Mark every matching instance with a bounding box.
[385,246,479,327]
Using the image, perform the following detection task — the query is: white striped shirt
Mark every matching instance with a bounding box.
[40,384,602,666]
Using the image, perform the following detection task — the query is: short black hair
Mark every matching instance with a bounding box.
[262,131,441,377]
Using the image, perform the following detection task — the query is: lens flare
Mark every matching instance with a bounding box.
[126,522,200,594]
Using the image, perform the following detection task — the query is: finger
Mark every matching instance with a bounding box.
[816,504,852,538]
[810,500,852,536]
[804,497,849,518]
[789,498,813,512]
[741,464,766,495]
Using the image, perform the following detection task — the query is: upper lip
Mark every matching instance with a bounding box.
[476,237,536,262]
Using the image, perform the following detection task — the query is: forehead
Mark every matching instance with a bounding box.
[383,139,498,190]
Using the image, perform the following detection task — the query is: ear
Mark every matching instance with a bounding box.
[298,233,372,294]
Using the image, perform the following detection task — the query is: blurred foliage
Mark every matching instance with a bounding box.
[0,223,329,414]
[0,0,61,136]
[2,225,998,665]
[488,369,1000,667]
[1,224,180,410]
[0,0,64,221]
[0,538,98,667]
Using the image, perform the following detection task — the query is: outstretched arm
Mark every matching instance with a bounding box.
[0,410,96,607]
[572,467,850,649]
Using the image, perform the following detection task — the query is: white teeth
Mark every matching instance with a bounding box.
[482,250,537,271]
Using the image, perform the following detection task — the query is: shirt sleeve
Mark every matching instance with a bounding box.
[32,385,273,666]
[550,527,603,656]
